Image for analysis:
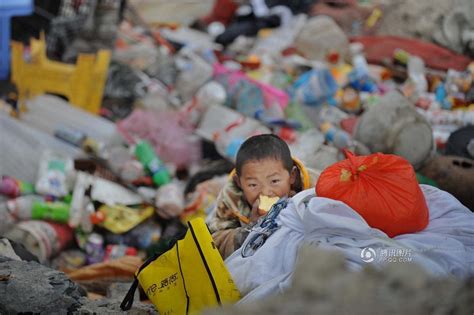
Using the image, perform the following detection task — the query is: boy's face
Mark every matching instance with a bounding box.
[236,158,296,207]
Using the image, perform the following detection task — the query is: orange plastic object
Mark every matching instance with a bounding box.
[316,150,429,237]
[11,34,111,114]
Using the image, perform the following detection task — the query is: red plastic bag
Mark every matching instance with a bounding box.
[316,150,429,237]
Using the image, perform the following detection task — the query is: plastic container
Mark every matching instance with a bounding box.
[135,140,171,187]
[85,233,105,265]
[35,151,75,197]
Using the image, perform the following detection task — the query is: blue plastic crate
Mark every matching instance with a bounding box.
[0,0,33,80]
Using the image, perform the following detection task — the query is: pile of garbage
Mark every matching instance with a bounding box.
[1,0,473,311]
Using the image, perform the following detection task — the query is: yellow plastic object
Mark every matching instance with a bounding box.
[11,34,110,114]
[121,218,241,314]
[98,205,154,234]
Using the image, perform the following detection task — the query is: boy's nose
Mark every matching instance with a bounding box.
[261,188,276,197]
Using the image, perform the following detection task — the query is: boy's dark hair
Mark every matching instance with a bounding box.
[235,134,293,176]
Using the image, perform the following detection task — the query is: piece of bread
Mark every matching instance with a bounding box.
[258,196,279,215]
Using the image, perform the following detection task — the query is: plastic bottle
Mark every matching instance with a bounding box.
[85,233,105,265]
[351,43,369,77]
[320,122,353,149]
[407,55,428,95]
[316,105,349,127]
[135,140,170,187]
[0,176,35,198]
[31,201,70,223]
[54,127,87,147]
[349,43,377,93]
[35,151,74,197]
[5,195,44,220]
[435,83,452,110]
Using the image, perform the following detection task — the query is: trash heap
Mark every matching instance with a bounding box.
[1,0,473,308]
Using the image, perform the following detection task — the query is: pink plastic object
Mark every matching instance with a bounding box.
[117,109,201,169]
[0,177,19,197]
[213,63,289,111]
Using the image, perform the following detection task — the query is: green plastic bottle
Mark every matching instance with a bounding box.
[134,140,170,186]
[31,201,70,223]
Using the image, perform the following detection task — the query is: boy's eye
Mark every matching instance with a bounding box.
[248,183,257,188]
[271,179,280,184]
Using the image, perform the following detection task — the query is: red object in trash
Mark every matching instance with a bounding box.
[201,0,238,26]
[340,116,358,135]
[351,35,472,72]
[104,244,138,261]
[316,150,429,237]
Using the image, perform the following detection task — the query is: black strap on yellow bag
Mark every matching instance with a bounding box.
[120,218,240,314]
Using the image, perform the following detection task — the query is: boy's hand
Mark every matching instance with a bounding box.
[249,198,262,223]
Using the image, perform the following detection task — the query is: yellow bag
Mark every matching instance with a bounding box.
[120,218,240,314]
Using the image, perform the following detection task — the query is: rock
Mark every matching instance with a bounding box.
[107,282,139,300]
[207,247,474,315]
[0,239,21,261]
[0,256,85,314]
[78,297,158,315]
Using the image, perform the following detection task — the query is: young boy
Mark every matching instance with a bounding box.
[207,134,317,259]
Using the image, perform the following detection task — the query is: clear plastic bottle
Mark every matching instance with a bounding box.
[35,151,74,197]
[5,195,44,220]
[351,43,369,77]
[407,55,428,95]
[320,122,353,149]
[349,43,377,92]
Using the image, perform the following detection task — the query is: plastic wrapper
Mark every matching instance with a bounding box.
[118,109,202,169]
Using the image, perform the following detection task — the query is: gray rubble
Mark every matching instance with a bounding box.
[0,256,85,314]
[207,247,474,315]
